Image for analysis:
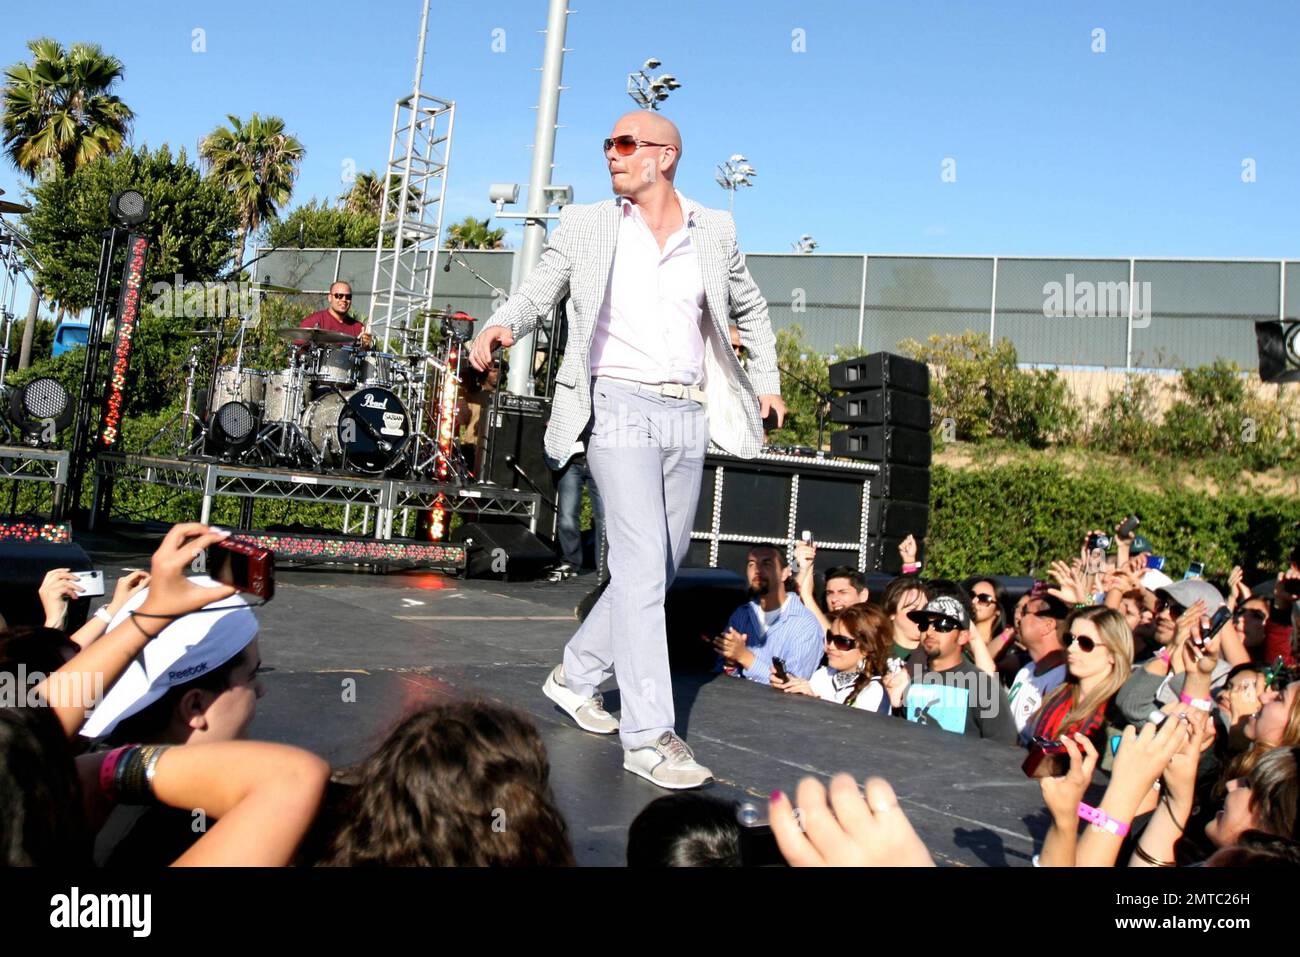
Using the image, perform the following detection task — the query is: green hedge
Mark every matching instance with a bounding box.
[925,460,1300,584]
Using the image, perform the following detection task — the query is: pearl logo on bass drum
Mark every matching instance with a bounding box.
[361,393,390,411]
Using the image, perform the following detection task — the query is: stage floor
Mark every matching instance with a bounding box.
[79,526,1052,867]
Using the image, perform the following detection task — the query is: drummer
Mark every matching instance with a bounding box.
[295,282,373,350]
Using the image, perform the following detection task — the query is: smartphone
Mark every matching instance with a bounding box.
[207,538,275,600]
[1201,604,1233,645]
[1184,561,1204,581]
[772,656,789,682]
[1021,737,1069,779]
[1146,555,1167,571]
[800,530,812,544]
[1117,514,1140,538]
[762,409,780,431]
[72,570,105,597]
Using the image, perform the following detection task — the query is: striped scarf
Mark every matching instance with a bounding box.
[1028,683,1106,742]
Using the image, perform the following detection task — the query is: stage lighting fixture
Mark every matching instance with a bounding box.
[108,189,149,228]
[211,401,258,454]
[1255,320,1300,384]
[9,376,73,446]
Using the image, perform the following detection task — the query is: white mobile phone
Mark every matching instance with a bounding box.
[801,530,812,543]
[73,570,105,597]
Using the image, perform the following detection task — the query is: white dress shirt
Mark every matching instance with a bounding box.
[589,192,707,386]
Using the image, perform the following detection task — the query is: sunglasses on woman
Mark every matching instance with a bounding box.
[972,593,997,605]
[1065,633,1099,653]
[603,135,670,156]
[825,630,856,652]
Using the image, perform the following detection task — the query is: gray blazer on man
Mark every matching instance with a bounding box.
[480,194,781,468]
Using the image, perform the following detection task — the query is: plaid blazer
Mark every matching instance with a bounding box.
[480,194,781,468]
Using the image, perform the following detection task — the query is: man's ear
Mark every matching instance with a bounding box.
[178,687,213,731]
[956,629,971,647]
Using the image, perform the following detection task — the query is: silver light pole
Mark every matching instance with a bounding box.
[505,0,571,395]
[715,154,756,214]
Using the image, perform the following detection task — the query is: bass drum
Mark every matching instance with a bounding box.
[303,386,411,474]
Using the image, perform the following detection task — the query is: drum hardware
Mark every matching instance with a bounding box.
[249,354,323,470]
[275,326,354,345]
[141,342,210,456]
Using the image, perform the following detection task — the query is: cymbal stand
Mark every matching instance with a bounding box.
[141,342,208,455]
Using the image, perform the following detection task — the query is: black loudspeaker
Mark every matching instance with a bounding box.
[829,389,931,430]
[1256,320,1300,384]
[873,464,931,504]
[830,426,932,466]
[866,500,929,539]
[450,522,556,581]
[481,393,558,540]
[0,541,94,629]
[828,352,929,395]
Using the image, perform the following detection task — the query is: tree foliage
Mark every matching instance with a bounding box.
[21,144,241,310]
[264,198,378,249]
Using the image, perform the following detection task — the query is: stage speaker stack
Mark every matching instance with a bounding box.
[480,392,559,543]
[827,352,933,574]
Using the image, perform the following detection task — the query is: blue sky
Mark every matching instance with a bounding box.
[3,0,1297,288]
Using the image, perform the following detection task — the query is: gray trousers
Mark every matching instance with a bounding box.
[562,378,708,750]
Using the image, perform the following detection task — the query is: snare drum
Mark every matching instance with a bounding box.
[356,351,397,388]
[209,366,265,414]
[309,345,358,387]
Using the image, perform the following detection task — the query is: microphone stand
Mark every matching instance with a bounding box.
[777,362,836,451]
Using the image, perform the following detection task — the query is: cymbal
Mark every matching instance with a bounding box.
[164,328,225,338]
[276,326,354,345]
[249,281,302,295]
[0,200,30,215]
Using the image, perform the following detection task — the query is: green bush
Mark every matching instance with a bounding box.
[925,459,1300,583]
[898,332,1079,448]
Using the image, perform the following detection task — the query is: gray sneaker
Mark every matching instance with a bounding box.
[543,665,619,734]
[623,731,714,790]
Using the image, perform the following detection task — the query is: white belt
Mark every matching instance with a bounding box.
[596,376,706,405]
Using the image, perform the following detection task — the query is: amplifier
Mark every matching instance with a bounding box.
[828,352,929,396]
[481,392,557,541]
[493,393,550,416]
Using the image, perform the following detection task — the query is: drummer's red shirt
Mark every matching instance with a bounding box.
[298,309,365,339]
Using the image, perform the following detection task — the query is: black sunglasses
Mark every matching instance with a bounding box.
[825,630,856,652]
[1065,633,1098,653]
[916,616,960,634]
[972,593,997,605]
[332,293,352,300]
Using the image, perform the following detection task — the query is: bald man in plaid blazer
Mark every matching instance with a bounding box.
[471,111,784,788]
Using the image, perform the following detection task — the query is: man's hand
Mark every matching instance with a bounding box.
[793,541,816,595]
[470,325,515,372]
[1047,559,1090,606]
[712,627,754,670]
[770,775,934,867]
[758,394,786,430]
[357,331,375,350]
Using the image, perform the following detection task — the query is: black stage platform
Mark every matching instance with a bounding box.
[76,526,1052,867]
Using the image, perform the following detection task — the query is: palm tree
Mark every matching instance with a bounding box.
[447,216,506,250]
[1,37,134,180]
[340,170,421,218]
[200,113,304,271]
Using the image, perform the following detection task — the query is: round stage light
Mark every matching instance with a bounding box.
[8,377,73,446]
[212,401,257,452]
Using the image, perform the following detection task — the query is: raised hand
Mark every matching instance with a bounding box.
[770,774,934,867]
[1039,733,1099,826]
[1047,560,1089,605]
[133,524,238,628]
[106,570,150,616]
[38,568,84,628]
[469,325,514,372]
[898,534,918,565]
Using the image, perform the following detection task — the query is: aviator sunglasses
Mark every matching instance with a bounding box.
[603,135,671,156]
[1065,633,1099,653]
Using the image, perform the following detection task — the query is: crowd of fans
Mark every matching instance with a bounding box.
[1,516,1298,868]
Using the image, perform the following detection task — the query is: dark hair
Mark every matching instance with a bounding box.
[748,544,786,569]
[1209,830,1300,867]
[0,626,80,677]
[830,603,895,707]
[882,575,933,617]
[825,566,866,592]
[320,700,574,866]
[0,706,88,866]
[106,646,251,746]
[963,577,1005,633]
[627,793,742,867]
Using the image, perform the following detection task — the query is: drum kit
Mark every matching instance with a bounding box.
[145,307,477,481]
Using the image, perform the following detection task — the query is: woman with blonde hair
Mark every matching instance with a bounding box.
[1024,605,1134,745]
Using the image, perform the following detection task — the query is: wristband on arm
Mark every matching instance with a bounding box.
[1078,802,1129,837]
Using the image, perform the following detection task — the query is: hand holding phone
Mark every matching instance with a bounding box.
[772,656,789,683]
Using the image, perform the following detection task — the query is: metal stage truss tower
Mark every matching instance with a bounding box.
[369,0,456,357]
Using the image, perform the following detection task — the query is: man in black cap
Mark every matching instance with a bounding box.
[892,585,1017,744]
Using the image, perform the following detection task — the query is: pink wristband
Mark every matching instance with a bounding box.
[1156,648,1172,665]
[1179,692,1213,711]
[1077,802,1129,837]
[98,744,133,803]
[902,562,922,574]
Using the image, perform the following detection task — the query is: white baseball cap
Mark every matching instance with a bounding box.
[1141,569,1175,591]
[80,576,258,739]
